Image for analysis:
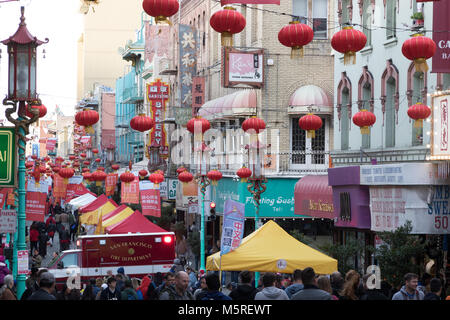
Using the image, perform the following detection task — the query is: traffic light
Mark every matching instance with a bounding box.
[210,202,216,220]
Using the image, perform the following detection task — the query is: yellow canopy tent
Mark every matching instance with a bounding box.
[95,205,134,234]
[79,200,118,225]
[206,220,337,274]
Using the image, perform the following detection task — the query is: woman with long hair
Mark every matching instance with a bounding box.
[339,270,361,300]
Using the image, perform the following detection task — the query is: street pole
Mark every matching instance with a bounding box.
[197,175,209,273]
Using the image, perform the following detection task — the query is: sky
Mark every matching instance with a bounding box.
[0,0,84,122]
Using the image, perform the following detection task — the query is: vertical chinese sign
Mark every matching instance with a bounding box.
[105,173,118,197]
[121,176,140,204]
[192,77,205,117]
[220,199,245,255]
[147,79,170,158]
[177,24,197,126]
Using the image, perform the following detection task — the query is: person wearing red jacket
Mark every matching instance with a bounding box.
[29,226,39,254]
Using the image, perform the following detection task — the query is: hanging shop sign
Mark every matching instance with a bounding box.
[369,185,450,234]
[0,209,16,233]
[176,24,197,126]
[192,76,205,116]
[25,191,47,222]
[432,0,450,73]
[105,173,118,197]
[222,47,264,88]
[431,93,450,160]
[46,138,57,151]
[146,79,170,158]
[121,176,140,204]
[0,128,16,187]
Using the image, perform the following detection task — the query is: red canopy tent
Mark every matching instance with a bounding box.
[105,210,168,234]
[79,194,118,213]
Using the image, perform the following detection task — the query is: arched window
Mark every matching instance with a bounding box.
[407,62,427,146]
[337,72,352,150]
[358,66,374,149]
[381,60,399,148]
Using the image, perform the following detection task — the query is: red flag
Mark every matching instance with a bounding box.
[221,0,279,5]
[25,192,47,222]
[105,173,118,197]
[121,177,140,204]
[140,188,161,217]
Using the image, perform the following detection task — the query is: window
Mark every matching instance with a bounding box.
[341,0,350,25]
[341,89,350,150]
[386,0,396,39]
[412,72,424,146]
[362,0,372,46]
[291,116,327,166]
[386,77,396,147]
[292,0,308,24]
[362,84,371,149]
[60,253,78,268]
[339,192,351,221]
[443,74,450,90]
[313,0,327,39]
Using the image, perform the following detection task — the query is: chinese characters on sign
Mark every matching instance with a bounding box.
[223,48,264,88]
[105,173,118,197]
[121,176,140,204]
[432,0,450,73]
[147,79,170,158]
[177,24,197,126]
[0,209,16,233]
[18,250,29,275]
[431,94,450,160]
[192,76,205,116]
[25,191,46,222]
[139,181,161,217]
[220,199,245,256]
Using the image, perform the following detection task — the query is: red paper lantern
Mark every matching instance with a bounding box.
[59,167,74,184]
[142,0,179,24]
[178,171,194,184]
[331,26,367,64]
[278,21,314,58]
[177,166,187,175]
[53,167,60,173]
[111,164,120,171]
[82,172,92,183]
[55,157,64,163]
[32,166,41,185]
[242,117,266,134]
[139,169,148,179]
[130,114,155,132]
[31,155,37,160]
[98,166,105,171]
[69,155,76,161]
[237,166,252,183]
[82,168,90,173]
[352,110,376,134]
[26,104,47,118]
[210,7,246,47]
[95,158,101,163]
[91,170,107,186]
[402,34,436,72]
[25,161,34,169]
[92,149,99,154]
[73,161,80,168]
[298,114,323,138]
[207,170,222,186]
[186,117,211,135]
[75,109,99,134]
[149,172,164,187]
[80,153,87,158]
[83,161,90,166]
[120,171,135,185]
[407,103,431,128]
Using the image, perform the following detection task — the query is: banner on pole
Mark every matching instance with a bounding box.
[6,188,15,207]
[0,209,16,233]
[140,181,161,217]
[18,250,29,275]
[121,176,140,204]
[220,199,245,255]
[105,173,118,197]
[25,191,47,222]
[53,174,67,199]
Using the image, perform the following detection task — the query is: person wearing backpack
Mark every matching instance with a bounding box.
[121,280,138,300]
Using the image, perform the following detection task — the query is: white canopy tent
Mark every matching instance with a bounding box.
[67,193,97,213]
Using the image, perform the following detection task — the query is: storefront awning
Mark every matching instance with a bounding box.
[198,89,257,120]
[294,175,335,219]
[288,85,332,115]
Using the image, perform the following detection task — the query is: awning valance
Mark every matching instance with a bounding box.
[288,85,332,115]
[294,175,335,219]
[198,89,257,120]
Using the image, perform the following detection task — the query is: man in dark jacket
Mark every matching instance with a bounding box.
[229,271,259,300]
[330,271,343,299]
[424,278,442,300]
[59,226,71,251]
[38,230,49,258]
[28,272,56,300]
[284,269,304,299]
[291,267,332,300]
[201,273,231,301]
[100,277,121,300]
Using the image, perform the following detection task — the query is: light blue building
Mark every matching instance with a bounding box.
[115,17,146,164]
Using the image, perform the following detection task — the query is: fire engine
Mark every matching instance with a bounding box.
[47,232,175,288]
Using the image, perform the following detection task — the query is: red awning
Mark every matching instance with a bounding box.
[105,210,168,234]
[294,175,335,219]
